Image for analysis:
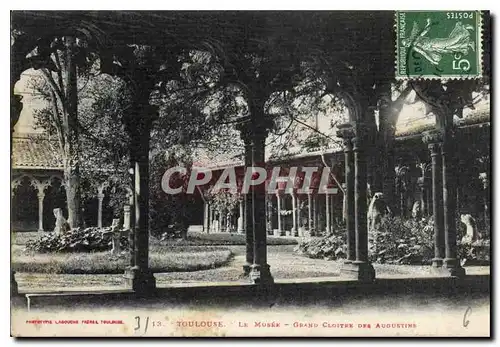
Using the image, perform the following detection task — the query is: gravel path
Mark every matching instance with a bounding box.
[16,245,490,293]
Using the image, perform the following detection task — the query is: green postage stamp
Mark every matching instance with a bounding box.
[396,11,482,79]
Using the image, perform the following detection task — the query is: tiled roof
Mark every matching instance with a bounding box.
[12,136,63,170]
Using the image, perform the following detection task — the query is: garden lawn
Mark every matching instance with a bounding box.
[152,232,298,246]
[12,231,298,247]
[12,244,232,274]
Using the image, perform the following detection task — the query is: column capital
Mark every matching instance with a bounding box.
[37,191,45,200]
[336,123,355,150]
[422,129,444,145]
[417,177,425,187]
[97,181,109,196]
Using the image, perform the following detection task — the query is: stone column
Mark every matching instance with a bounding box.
[37,191,45,232]
[207,204,211,234]
[337,124,356,264]
[291,192,298,236]
[307,192,313,236]
[297,195,303,236]
[97,193,104,228]
[123,106,157,293]
[32,179,50,233]
[325,191,330,234]
[123,205,131,230]
[351,124,375,281]
[441,131,465,277]
[266,196,273,235]
[203,201,209,233]
[276,193,283,236]
[238,199,245,234]
[479,172,490,225]
[423,130,445,267]
[219,208,225,232]
[312,194,317,236]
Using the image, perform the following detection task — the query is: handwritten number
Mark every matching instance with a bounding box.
[134,316,150,334]
[463,306,472,328]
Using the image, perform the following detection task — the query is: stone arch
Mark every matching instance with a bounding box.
[11,175,40,231]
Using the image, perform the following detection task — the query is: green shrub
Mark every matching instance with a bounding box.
[297,215,491,265]
[25,227,129,253]
[296,216,435,265]
[295,228,346,260]
[458,239,491,265]
[368,216,434,264]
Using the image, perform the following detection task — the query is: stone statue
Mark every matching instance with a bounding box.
[411,201,422,219]
[367,192,391,232]
[460,214,479,243]
[110,218,121,255]
[53,208,70,235]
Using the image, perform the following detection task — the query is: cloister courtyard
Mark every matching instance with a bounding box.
[12,229,490,293]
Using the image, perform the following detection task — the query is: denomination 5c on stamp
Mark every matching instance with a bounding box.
[396,11,483,79]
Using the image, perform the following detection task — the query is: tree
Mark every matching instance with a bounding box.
[27,35,98,228]
[31,71,132,225]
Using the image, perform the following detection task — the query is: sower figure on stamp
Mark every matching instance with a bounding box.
[403,18,475,67]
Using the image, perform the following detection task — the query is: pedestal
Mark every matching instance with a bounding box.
[124,267,157,294]
[250,263,274,285]
[340,261,376,282]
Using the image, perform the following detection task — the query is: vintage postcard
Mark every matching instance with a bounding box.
[10,10,491,337]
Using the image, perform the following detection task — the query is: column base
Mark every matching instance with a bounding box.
[431,257,444,267]
[242,263,252,276]
[341,261,375,282]
[237,229,245,234]
[124,267,156,294]
[291,228,298,237]
[444,258,466,278]
[250,264,274,285]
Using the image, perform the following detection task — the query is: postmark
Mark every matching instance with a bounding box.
[396,11,483,79]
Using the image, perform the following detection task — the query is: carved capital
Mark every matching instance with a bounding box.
[336,123,355,150]
[417,177,425,187]
[422,129,444,145]
[351,136,364,152]
[31,179,51,196]
[97,181,109,196]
